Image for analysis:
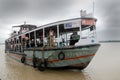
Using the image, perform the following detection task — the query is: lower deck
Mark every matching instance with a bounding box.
[6,44,100,71]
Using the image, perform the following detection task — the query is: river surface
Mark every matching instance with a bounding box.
[0,43,120,80]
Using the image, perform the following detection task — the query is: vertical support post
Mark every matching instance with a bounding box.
[42,28,45,62]
[57,25,59,47]
[15,37,18,51]
[14,38,15,51]
[79,20,82,41]
[34,31,37,47]
[18,36,20,51]
[57,25,59,38]
[43,28,45,46]
[94,19,97,42]
[66,33,68,46]
[93,0,95,17]
[18,36,20,52]
[80,19,83,42]
[29,33,31,47]
[20,36,23,52]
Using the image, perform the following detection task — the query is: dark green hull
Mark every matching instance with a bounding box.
[6,44,100,70]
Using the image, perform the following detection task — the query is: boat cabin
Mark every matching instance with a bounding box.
[5,18,97,52]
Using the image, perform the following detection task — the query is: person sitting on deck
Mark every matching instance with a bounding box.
[70,32,80,46]
[31,39,35,47]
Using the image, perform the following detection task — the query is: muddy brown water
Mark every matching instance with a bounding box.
[0,43,120,80]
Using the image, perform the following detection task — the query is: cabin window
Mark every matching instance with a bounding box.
[59,23,80,46]
[24,33,29,48]
[25,34,29,38]
[81,18,96,40]
[19,36,21,43]
[43,25,57,47]
[17,39,19,43]
[36,29,43,47]
[30,32,34,39]
[30,32,35,47]
[59,24,80,34]
[90,25,96,31]
[45,25,57,37]
[14,38,16,44]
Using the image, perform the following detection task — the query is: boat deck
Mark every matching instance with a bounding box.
[24,44,100,51]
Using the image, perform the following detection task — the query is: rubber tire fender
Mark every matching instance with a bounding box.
[58,51,65,60]
[33,57,37,68]
[21,57,26,63]
[37,59,47,71]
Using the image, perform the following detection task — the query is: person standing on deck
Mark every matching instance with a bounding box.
[49,29,54,47]
[59,34,65,47]
[39,34,43,47]
[70,32,80,46]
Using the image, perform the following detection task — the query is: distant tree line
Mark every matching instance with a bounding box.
[0,43,4,45]
[99,40,120,43]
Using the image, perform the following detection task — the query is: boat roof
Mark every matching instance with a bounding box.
[6,17,97,40]
[13,24,37,30]
[28,17,96,33]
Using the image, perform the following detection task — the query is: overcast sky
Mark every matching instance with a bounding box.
[0,0,120,42]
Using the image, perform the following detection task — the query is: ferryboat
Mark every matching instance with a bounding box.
[5,11,100,71]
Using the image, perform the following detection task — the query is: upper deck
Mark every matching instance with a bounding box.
[7,18,97,38]
[5,17,98,52]
[24,17,97,34]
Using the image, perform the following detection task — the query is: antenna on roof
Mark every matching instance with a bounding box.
[24,21,26,25]
[93,0,95,17]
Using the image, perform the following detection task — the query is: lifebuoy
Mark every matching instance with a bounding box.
[21,57,26,63]
[33,57,37,68]
[58,51,65,60]
[37,59,47,71]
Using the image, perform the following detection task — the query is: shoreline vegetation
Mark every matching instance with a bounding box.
[99,40,120,43]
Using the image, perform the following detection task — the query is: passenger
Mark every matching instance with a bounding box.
[31,39,35,47]
[25,37,29,48]
[26,40,29,48]
[49,29,54,47]
[22,38,26,48]
[70,32,80,46]
[59,34,65,47]
[39,34,43,47]
[36,39,40,47]
[10,39,14,50]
